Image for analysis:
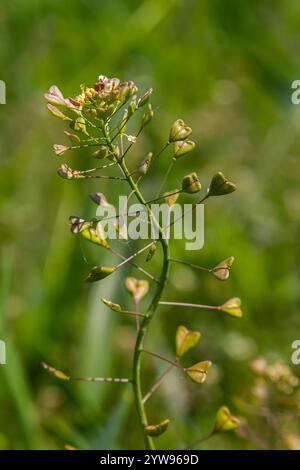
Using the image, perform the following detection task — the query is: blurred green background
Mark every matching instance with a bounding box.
[1,0,300,450]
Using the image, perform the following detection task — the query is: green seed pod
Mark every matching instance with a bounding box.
[144,419,170,437]
[173,140,195,160]
[214,406,240,433]
[176,325,201,358]
[85,265,117,283]
[220,297,242,317]
[169,119,192,142]
[185,360,212,384]
[92,145,110,159]
[182,172,201,194]
[212,256,235,281]
[208,172,237,197]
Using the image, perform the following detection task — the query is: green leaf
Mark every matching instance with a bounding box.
[208,172,237,196]
[85,266,117,283]
[144,419,170,437]
[176,325,201,358]
[185,360,212,384]
[220,297,242,318]
[214,406,240,432]
[212,256,235,281]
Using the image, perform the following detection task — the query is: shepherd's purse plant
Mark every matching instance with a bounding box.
[43,75,242,450]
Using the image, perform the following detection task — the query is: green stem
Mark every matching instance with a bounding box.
[104,123,170,449]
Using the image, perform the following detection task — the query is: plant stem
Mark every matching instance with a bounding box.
[104,123,170,450]
[142,364,174,404]
[159,301,219,310]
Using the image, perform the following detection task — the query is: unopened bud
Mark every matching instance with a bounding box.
[138,88,153,108]
[64,131,81,143]
[138,152,153,175]
[101,298,121,312]
[57,164,83,180]
[53,144,70,156]
[47,104,70,120]
[85,265,117,283]
[70,116,88,135]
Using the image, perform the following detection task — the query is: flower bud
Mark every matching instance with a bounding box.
[173,140,195,160]
[47,104,70,120]
[208,172,237,197]
[138,88,153,108]
[140,103,154,129]
[220,297,242,317]
[89,192,109,206]
[57,164,74,179]
[85,265,117,283]
[182,172,201,194]
[69,216,91,234]
[101,298,121,312]
[64,131,81,143]
[138,152,153,175]
[53,144,70,156]
[169,119,192,142]
[128,96,138,117]
[57,164,83,180]
[214,406,240,433]
[70,116,88,135]
[146,242,157,262]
